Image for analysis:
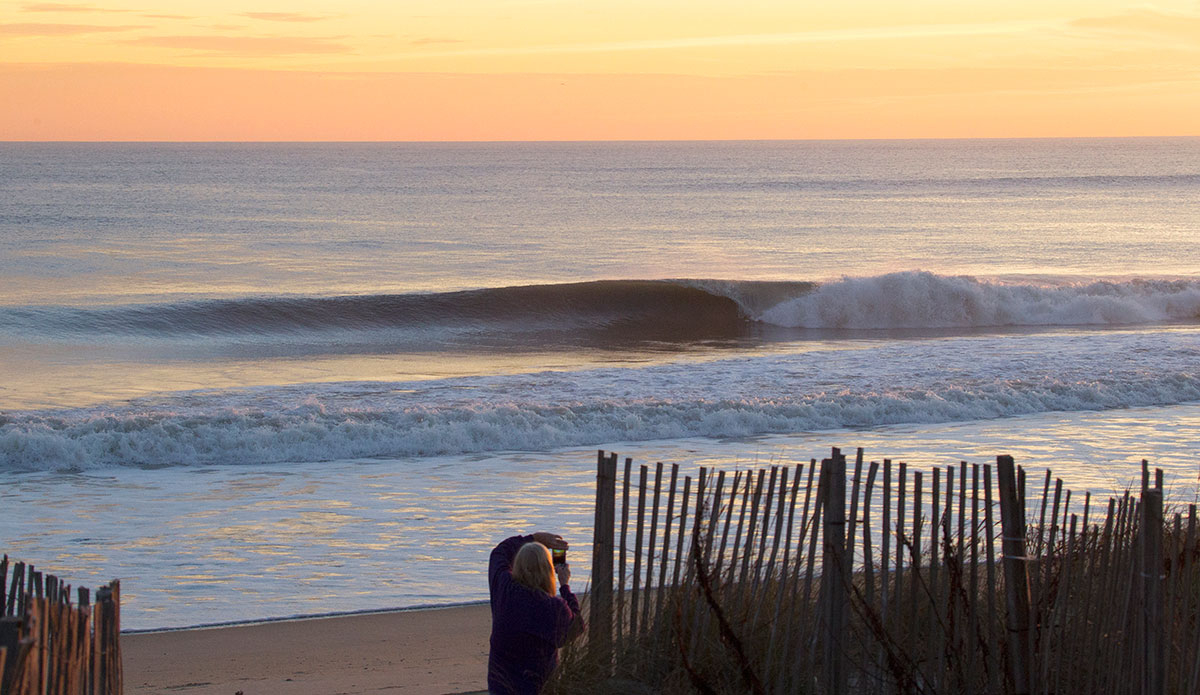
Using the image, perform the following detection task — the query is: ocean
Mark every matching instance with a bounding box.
[1,139,1197,630]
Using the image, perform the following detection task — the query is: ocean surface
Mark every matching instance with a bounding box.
[1,139,1198,630]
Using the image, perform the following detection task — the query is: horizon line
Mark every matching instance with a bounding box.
[4,135,1198,145]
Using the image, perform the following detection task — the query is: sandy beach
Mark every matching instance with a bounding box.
[123,603,491,695]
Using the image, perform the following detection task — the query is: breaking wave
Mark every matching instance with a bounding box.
[2,274,1197,352]
[756,272,1200,329]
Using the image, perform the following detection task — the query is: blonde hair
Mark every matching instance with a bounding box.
[512,542,557,595]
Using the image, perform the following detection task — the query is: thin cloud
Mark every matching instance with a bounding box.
[1,22,145,36]
[391,20,1050,60]
[21,2,129,11]
[241,12,333,23]
[142,14,193,20]
[1069,9,1200,42]
[125,34,351,56]
[410,37,463,46]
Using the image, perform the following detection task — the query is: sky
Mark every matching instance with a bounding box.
[2,0,1200,140]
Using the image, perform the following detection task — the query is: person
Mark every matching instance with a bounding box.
[487,531,584,694]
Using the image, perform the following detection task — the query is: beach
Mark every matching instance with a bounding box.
[2,139,1198,633]
[5,1,1199,690]
[124,604,491,695]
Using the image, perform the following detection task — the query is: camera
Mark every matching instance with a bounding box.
[552,548,567,565]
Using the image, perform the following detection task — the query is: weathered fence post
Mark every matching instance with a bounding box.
[630,465,648,635]
[0,615,18,693]
[590,450,617,664]
[1141,483,1164,695]
[997,454,1032,695]
[821,448,848,695]
[617,457,631,641]
[94,581,122,695]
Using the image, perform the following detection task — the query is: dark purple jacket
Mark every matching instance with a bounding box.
[487,535,582,695]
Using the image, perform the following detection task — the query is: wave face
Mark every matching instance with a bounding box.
[0,280,759,349]
[757,272,1200,330]
[3,327,1197,471]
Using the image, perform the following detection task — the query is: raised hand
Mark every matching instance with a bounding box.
[532,532,568,550]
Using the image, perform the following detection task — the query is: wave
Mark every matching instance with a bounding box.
[756,272,1200,330]
[1,274,1197,351]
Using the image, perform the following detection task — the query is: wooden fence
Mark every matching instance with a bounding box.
[560,448,1200,695]
[0,557,121,695]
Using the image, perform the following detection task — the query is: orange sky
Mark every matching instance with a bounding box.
[3,1,1199,141]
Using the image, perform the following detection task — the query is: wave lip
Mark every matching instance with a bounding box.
[757,272,1200,330]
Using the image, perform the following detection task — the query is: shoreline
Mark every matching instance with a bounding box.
[124,602,492,695]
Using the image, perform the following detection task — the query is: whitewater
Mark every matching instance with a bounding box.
[1,139,1198,628]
